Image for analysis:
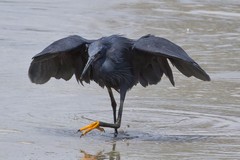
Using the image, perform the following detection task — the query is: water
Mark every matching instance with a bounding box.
[0,0,240,159]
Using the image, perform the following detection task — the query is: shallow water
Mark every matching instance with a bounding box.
[0,0,240,159]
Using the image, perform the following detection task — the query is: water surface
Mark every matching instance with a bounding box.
[0,0,239,159]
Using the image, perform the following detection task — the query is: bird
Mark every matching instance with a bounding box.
[28,34,210,137]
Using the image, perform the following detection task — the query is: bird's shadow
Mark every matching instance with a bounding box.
[102,130,211,143]
[35,126,212,143]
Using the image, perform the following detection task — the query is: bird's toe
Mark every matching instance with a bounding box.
[78,121,105,137]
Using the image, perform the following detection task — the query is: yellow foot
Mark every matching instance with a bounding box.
[78,121,105,137]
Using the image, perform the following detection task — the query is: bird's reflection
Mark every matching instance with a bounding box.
[80,143,120,160]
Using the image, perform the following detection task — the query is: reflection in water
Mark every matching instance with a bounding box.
[80,143,120,160]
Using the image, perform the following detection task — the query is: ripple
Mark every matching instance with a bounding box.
[0,128,22,134]
[126,107,240,134]
[211,71,240,81]
[189,10,240,18]
[73,106,240,140]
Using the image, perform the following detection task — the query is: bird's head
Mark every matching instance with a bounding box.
[80,41,108,79]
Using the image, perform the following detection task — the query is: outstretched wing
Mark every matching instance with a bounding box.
[132,34,210,87]
[28,35,93,84]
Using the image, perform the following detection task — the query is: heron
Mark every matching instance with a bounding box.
[28,34,210,137]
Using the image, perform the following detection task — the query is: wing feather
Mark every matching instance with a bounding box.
[133,34,210,85]
[28,35,91,84]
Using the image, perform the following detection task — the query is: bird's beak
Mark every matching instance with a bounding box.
[80,57,94,80]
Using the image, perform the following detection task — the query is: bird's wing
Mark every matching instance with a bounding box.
[132,34,210,87]
[28,35,93,84]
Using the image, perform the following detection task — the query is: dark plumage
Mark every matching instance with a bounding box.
[29,34,210,136]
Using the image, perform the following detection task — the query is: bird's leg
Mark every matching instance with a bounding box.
[116,89,126,130]
[107,87,118,134]
[99,89,126,136]
[79,89,126,137]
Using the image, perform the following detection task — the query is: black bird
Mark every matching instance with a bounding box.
[28,34,210,136]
